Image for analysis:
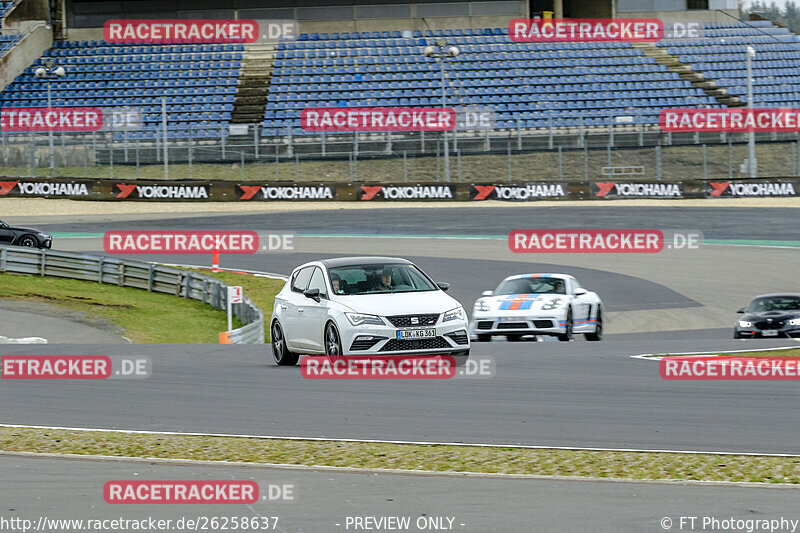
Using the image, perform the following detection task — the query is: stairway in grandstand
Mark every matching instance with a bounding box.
[230,43,277,124]
[632,42,743,107]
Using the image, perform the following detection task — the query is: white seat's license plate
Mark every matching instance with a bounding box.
[397,328,436,340]
[762,330,779,336]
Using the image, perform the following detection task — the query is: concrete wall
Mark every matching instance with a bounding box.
[0,24,53,92]
[3,0,50,25]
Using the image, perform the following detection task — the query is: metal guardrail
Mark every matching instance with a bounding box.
[0,245,265,344]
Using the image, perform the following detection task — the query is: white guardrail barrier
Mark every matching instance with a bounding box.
[0,245,265,344]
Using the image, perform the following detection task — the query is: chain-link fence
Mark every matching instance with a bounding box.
[2,123,800,182]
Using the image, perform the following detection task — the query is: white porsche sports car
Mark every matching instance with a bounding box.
[469,273,603,342]
[270,257,470,365]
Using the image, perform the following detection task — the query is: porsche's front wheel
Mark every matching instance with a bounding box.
[558,308,574,342]
[585,307,603,341]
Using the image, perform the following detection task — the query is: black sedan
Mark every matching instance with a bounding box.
[0,219,52,248]
[734,293,800,339]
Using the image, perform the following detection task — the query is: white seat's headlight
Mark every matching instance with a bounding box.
[346,313,385,326]
[443,307,465,322]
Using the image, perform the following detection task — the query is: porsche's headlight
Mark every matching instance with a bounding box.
[541,298,563,311]
[738,320,752,328]
[788,318,800,326]
[443,307,465,322]
[37,232,50,238]
[473,300,490,312]
[345,313,385,326]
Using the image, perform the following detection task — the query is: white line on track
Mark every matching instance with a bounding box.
[631,344,800,361]
[3,423,800,458]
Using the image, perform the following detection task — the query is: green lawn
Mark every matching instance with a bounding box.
[0,270,282,343]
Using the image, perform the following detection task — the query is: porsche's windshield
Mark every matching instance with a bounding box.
[747,296,800,313]
[495,277,566,296]
[328,263,438,295]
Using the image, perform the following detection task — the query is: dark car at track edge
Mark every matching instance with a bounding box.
[0,219,53,249]
[734,293,800,339]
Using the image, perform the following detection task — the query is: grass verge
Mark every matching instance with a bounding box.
[2,139,798,182]
[176,268,285,342]
[2,427,800,483]
[0,270,281,343]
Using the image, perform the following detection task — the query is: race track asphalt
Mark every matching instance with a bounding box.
[3,205,800,531]
[0,338,797,454]
[3,454,799,533]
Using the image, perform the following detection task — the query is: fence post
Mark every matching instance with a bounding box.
[354,132,359,157]
[457,150,461,181]
[548,112,553,150]
[184,272,191,298]
[702,144,707,180]
[578,116,585,149]
[123,128,129,162]
[92,131,97,164]
[322,131,326,157]
[188,124,193,180]
[98,257,104,282]
[484,127,490,151]
[517,116,522,151]
[254,124,259,159]
[583,143,588,181]
[109,133,114,179]
[275,140,280,180]
[40,249,46,276]
[29,132,35,177]
[241,151,245,181]
[637,109,643,147]
[608,111,614,148]
[221,126,226,159]
[0,247,6,272]
[558,145,563,180]
[148,264,154,291]
[421,131,425,153]
[83,135,89,178]
[60,131,67,167]
[507,138,512,182]
[136,138,140,179]
[118,262,125,286]
[728,138,733,178]
[656,142,662,180]
[403,151,408,182]
[386,131,392,154]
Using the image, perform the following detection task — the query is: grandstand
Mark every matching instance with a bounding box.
[1,0,800,176]
[1,41,244,140]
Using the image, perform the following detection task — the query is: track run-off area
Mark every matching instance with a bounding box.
[2,202,799,532]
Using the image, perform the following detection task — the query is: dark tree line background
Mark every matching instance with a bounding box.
[745,1,800,33]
